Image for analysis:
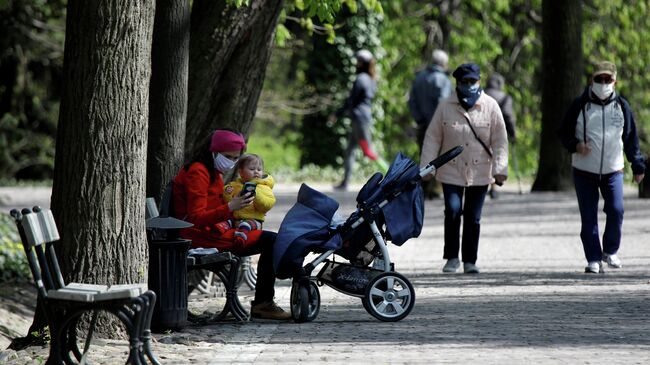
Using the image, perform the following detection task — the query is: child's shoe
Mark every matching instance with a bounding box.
[214,220,232,234]
[234,230,248,247]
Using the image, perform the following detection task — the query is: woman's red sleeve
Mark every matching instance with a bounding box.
[184,165,231,226]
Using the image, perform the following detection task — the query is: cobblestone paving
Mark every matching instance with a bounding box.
[1,184,649,364]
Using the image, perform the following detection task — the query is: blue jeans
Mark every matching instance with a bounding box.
[442,184,488,264]
[573,169,624,262]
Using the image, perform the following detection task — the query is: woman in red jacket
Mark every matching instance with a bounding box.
[172,129,290,320]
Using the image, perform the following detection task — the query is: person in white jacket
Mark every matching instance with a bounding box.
[558,61,646,274]
[421,63,508,274]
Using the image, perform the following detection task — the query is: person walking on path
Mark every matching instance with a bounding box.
[557,60,645,274]
[172,129,290,320]
[408,49,453,199]
[331,49,389,190]
[484,72,517,199]
[420,63,508,274]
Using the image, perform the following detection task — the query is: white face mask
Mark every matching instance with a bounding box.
[592,82,615,100]
[213,153,236,173]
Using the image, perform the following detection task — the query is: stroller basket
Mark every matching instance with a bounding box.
[336,219,382,266]
[317,261,382,297]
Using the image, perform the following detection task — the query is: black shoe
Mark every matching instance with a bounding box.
[334,182,348,191]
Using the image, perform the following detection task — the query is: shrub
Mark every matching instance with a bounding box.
[0,213,31,283]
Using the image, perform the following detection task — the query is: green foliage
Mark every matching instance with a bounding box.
[583,0,650,154]
[0,213,30,283]
[226,0,251,7]
[2,0,649,187]
[246,127,301,174]
[377,1,544,177]
[294,3,385,170]
[281,1,384,45]
[0,0,65,181]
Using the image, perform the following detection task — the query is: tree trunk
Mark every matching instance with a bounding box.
[49,0,154,337]
[147,0,189,203]
[532,0,582,191]
[185,0,284,157]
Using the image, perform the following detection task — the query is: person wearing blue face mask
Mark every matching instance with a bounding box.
[420,63,509,274]
[558,61,645,274]
[172,129,291,320]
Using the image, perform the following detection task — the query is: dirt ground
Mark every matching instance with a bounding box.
[0,282,36,350]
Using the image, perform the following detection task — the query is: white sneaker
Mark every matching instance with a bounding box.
[442,258,460,273]
[585,261,603,274]
[602,253,622,268]
[463,262,480,274]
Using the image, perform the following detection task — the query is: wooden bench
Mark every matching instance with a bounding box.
[146,197,249,322]
[11,207,160,365]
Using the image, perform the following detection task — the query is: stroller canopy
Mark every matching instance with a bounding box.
[356,152,424,246]
[273,184,343,279]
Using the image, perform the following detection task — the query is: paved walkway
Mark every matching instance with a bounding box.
[1,183,649,364]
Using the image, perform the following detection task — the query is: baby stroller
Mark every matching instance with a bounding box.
[273,146,463,323]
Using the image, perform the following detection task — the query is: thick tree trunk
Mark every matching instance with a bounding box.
[185,0,284,157]
[48,0,154,337]
[147,0,189,203]
[532,0,582,191]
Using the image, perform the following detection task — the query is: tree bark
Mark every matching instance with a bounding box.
[49,0,154,336]
[532,0,583,191]
[185,0,284,157]
[147,0,189,203]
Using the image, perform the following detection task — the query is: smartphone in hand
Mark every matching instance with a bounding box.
[240,182,257,197]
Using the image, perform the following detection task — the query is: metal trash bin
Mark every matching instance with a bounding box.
[146,212,193,332]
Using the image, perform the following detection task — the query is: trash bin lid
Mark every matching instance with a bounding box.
[146,216,193,230]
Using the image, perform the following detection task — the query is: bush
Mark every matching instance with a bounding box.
[0,213,31,283]
[249,130,383,185]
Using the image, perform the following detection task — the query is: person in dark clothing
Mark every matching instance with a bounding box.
[484,72,517,198]
[557,61,645,274]
[408,49,453,199]
[331,49,388,190]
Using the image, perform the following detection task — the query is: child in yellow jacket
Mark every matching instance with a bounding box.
[223,154,276,247]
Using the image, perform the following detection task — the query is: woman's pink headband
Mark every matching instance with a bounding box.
[210,130,246,153]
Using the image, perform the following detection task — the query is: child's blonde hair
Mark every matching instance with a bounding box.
[234,153,264,179]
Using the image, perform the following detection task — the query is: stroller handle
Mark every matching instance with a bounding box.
[420,145,464,177]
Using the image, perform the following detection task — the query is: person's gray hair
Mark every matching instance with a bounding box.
[431,49,449,68]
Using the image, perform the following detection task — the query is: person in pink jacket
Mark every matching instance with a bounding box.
[420,63,509,274]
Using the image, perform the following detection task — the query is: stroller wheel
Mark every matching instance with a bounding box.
[362,272,415,322]
[290,280,320,323]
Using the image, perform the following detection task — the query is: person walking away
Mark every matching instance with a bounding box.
[484,72,517,199]
[223,154,276,248]
[420,63,508,274]
[408,49,453,199]
[331,49,389,190]
[557,61,645,274]
[172,129,290,319]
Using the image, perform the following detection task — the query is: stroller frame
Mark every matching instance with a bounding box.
[288,146,464,323]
